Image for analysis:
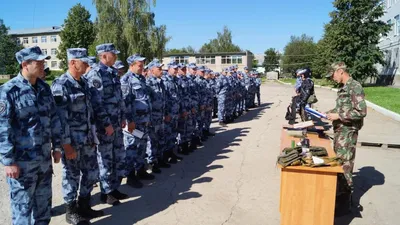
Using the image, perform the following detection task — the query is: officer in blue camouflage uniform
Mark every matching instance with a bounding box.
[255,72,262,106]
[162,61,183,164]
[176,63,192,155]
[84,43,128,205]
[243,67,250,111]
[120,53,153,187]
[216,68,229,126]
[146,59,171,172]
[187,63,200,150]
[203,70,216,137]
[52,48,103,224]
[113,60,126,77]
[226,68,235,122]
[246,71,256,108]
[194,66,208,141]
[238,71,247,113]
[211,72,218,118]
[0,46,62,225]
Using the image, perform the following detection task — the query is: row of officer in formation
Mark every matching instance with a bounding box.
[0,44,261,225]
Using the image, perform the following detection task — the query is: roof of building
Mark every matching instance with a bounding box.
[164,51,251,57]
[9,26,62,36]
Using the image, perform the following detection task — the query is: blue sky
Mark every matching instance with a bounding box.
[0,0,334,54]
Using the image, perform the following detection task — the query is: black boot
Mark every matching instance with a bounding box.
[111,189,128,200]
[100,193,120,206]
[181,142,190,155]
[201,131,208,141]
[170,151,182,162]
[196,136,204,146]
[151,163,162,173]
[163,150,174,164]
[126,171,143,188]
[158,159,171,168]
[207,130,215,137]
[137,167,155,180]
[78,196,104,219]
[219,121,227,127]
[189,139,197,151]
[66,201,89,225]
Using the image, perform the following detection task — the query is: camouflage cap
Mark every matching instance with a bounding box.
[167,61,178,69]
[197,65,206,72]
[88,56,97,66]
[96,43,120,55]
[67,48,89,64]
[113,60,125,69]
[15,46,51,64]
[177,63,186,69]
[147,59,164,69]
[187,63,197,69]
[127,53,146,65]
[326,62,347,78]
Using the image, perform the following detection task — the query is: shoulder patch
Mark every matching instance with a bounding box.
[93,79,102,89]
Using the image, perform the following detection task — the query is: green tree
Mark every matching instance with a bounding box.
[252,59,259,68]
[281,34,317,76]
[150,25,171,59]
[0,19,22,75]
[263,48,280,72]
[57,3,96,71]
[317,0,390,82]
[94,0,169,64]
[199,26,242,53]
[166,46,197,54]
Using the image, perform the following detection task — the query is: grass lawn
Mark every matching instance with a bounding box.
[364,87,400,114]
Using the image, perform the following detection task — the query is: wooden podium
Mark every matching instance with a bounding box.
[279,127,343,225]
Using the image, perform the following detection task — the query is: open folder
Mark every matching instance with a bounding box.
[305,106,328,119]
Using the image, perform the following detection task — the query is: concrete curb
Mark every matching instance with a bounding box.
[276,79,400,122]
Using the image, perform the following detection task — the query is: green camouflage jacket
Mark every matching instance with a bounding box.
[328,78,367,130]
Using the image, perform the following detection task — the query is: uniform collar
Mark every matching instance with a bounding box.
[16,72,46,92]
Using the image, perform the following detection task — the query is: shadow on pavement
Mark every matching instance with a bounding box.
[51,99,269,224]
[334,166,385,225]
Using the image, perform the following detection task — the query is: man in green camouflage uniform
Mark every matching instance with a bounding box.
[325,62,367,214]
[326,62,367,187]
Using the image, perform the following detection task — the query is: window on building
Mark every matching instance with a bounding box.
[388,19,393,36]
[51,48,57,56]
[222,55,242,64]
[41,36,47,43]
[396,15,400,36]
[196,56,216,64]
[172,56,189,64]
[16,38,21,44]
[51,61,58,68]
[23,37,28,44]
[42,48,48,55]
[51,35,57,42]
[232,55,243,64]
[32,37,38,44]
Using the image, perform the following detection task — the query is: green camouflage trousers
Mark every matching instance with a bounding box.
[334,127,358,187]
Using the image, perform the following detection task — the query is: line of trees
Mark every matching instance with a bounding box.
[263,0,390,82]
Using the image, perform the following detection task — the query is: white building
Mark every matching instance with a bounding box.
[9,26,63,70]
[377,0,400,85]
[162,51,254,72]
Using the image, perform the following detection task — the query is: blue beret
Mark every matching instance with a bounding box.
[15,46,50,64]
[127,53,146,65]
[244,66,248,70]
[96,43,120,55]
